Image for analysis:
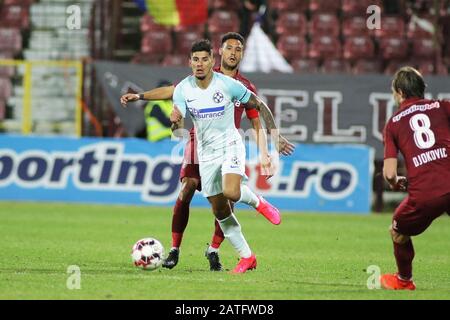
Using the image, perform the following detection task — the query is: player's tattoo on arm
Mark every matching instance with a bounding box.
[246,94,277,132]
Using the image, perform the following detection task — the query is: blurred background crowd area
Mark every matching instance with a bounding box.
[0,0,449,137]
[0,0,449,74]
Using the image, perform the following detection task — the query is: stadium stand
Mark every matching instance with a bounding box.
[123,0,449,76]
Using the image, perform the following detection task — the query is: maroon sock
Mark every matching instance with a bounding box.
[171,198,190,248]
[211,220,225,249]
[393,239,415,280]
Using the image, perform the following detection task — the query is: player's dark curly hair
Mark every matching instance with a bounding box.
[221,32,245,46]
[392,66,426,99]
[191,39,212,56]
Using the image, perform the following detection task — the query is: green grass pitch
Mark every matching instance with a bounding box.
[0,201,449,300]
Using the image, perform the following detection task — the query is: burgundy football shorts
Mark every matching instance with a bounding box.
[392,193,450,236]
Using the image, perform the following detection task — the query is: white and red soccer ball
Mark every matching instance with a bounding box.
[131,238,164,270]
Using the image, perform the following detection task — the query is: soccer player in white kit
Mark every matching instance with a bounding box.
[170,39,286,273]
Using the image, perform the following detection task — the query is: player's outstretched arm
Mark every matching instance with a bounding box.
[246,93,295,156]
[250,117,273,179]
[120,85,175,107]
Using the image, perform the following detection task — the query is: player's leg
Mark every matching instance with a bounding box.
[222,173,281,225]
[380,193,450,290]
[163,134,201,269]
[205,201,233,270]
[208,193,256,273]
[163,176,199,269]
[204,219,225,271]
[206,202,236,271]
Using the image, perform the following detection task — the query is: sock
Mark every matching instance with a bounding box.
[217,213,252,258]
[237,185,260,208]
[171,198,190,248]
[206,246,219,254]
[393,239,415,280]
[170,247,179,252]
[210,220,225,249]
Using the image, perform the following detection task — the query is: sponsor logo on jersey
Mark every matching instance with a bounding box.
[393,101,440,122]
[188,106,225,120]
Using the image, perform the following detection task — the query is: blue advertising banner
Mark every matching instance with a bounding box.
[0,135,373,213]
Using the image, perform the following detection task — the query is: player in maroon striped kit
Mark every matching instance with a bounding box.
[381,67,450,290]
[121,32,294,271]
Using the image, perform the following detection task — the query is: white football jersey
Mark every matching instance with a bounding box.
[173,72,252,161]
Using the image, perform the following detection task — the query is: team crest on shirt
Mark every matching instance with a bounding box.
[231,156,241,166]
[213,91,224,103]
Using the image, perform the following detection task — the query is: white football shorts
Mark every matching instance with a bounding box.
[199,142,247,198]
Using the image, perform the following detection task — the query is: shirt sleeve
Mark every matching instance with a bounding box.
[223,76,251,105]
[172,83,186,118]
[383,121,398,159]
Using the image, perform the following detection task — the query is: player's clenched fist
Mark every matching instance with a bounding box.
[120,93,139,107]
[391,176,408,191]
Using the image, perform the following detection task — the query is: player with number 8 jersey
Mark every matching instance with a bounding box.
[381,67,450,290]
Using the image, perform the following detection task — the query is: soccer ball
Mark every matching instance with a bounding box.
[131,238,165,270]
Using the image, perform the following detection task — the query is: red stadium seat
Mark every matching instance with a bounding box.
[208,10,239,34]
[0,52,15,77]
[141,31,173,56]
[209,0,242,11]
[343,36,375,60]
[161,54,190,67]
[207,32,223,55]
[174,31,204,55]
[3,0,34,5]
[309,13,340,37]
[140,14,171,33]
[275,12,307,36]
[276,34,308,61]
[0,4,30,29]
[290,58,319,73]
[309,35,342,59]
[374,16,406,38]
[342,0,382,17]
[321,59,352,74]
[352,59,383,74]
[384,60,413,74]
[416,60,437,75]
[269,0,309,13]
[379,37,409,60]
[406,16,436,39]
[309,0,341,13]
[0,99,5,120]
[0,28,22,53]
[411,38,436,59]
[0,77,12,100]
[131,53,163,65]
[342,16,370,37]
[174,23,205,34]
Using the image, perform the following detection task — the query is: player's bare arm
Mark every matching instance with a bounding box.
[120,85,175,107]
[246,93,295,156]
[383,158,407,191]
[249,117,273,178]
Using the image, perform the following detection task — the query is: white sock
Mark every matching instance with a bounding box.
[170,247,179,252]
[217,213,252,258]
[207,246,219,254]
[237,185,260,208]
